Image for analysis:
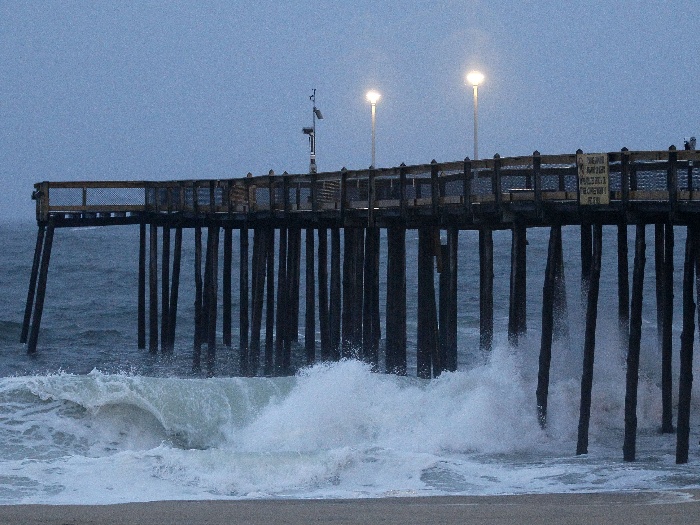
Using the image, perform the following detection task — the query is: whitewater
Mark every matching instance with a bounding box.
[1,223,699,504]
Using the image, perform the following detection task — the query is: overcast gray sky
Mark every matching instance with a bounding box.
[1,0,698,221]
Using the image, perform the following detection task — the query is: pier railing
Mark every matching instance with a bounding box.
[33,148,699,224]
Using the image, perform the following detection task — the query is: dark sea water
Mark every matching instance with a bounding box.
[1,221,699,504]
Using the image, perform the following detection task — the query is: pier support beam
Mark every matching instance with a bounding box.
[536,225,559,428]
[508,223,527,346]
[305,228,316,366]
[264,228,276,376]
[479,228,494,352]
[318,228,331,361]
[417,227,439,378]
[275,227,288,375]
[193,225,203,370]
[288,227,302,343]
[623,224,646,461]
[167,226,182,352]
[160,226,170,353]
[329,227,342,360]
[553,226,569,342]
[580,223,593,302]
[577,223,603,455]
[149,223,158,354]
[439,228,458,373]
[249,228,268,376]
[239,227,250,376]
[617,224,630,347]
[676,225,697,464]
[137,223,145,349]
[26,222,55,354]
[386,225,407,375]
[205,226,219,376]
[342,228,363,359]
[21,225,46,345]
[223,227,232,348]
[363,227,380,368]
[661,222,675,433]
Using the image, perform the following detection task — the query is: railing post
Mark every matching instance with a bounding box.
[340,167,348,222]
[430,160,439,218]
[311,169,318,217]
[667,145,678,216]
[463,157,472,217]
[399,163,407,220]
[368,167,376,226]
[283,173,290,214]
[533,151,542,219]
[621,147,630,212]
[493,154,502,213]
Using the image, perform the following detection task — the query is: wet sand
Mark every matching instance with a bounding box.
[2,490,699,525]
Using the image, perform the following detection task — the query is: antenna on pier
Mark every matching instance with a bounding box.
[302,89,323,173]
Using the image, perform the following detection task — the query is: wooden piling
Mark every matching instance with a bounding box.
[318,228,331,361]
[417,227,439,378]
[21,225,45,345]
[167,226,182,352]
[149,223,158,354]
[239,226,250,376]
[206,226,219,376]
[275,227,288,375]
[617,223,630,345]
[137,222,146,349]
[552,226,569,342]
[508,223,527,346]
[446,227,458,372]
[479,228,494,352]
[654,223,664,354]
[193,225,203,370]
[676,226,696,464]
[305,228,316,366]
[536,225,559,428]
[27,222,54,354]
[385,225,407,375]
[580,223,593,301]
[661,222,675,433]
[223,227,232,348]
[352,228,365,355]
[623,224,646,461]
[576,223,603,455]
[439,244,449,373]
[160,225,170,353]
[330,227,341,360]
[341,228,357,359]
[264,228,276,376]
[249,228,265,375]
[362,227,379,368]
[288,227,301,343]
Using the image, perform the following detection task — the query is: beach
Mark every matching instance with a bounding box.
[2,491,700,525]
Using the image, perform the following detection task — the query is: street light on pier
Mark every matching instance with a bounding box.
[465,71,484,160]
[366,90,381,168]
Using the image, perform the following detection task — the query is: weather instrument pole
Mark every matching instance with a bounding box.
[303,89,323,174]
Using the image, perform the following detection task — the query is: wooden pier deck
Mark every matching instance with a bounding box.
[21,147,700,463]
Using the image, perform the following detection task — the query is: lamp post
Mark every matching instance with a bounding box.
[366,90,381,168]
[465,71,484,160]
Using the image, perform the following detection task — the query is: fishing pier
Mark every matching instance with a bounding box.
[21,146,700,463]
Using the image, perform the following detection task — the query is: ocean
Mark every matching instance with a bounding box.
[1,221,699,504]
